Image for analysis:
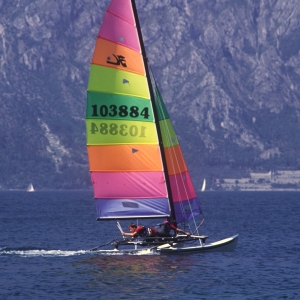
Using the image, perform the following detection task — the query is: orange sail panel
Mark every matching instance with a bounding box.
[92,38,145,76]
[164,145,187,175]
[87,145,163,172]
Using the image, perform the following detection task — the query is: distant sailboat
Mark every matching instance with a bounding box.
[27,183,35,192]
[201,179,206,192]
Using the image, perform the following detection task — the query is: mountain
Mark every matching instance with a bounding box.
[1,0,300,190]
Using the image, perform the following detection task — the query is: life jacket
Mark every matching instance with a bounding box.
[136,226,158,237]
[135,226,147,237]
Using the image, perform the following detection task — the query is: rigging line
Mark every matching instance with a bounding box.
[193,217,205,235]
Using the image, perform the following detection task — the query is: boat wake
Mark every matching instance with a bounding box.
[0,247,88,257]
[93,249,160,256]
[0,247,159,257]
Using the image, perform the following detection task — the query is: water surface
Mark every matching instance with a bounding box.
[1,191,299,299]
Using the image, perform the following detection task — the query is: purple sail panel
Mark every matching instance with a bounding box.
[95,197,170,219]
[173,198,201,223]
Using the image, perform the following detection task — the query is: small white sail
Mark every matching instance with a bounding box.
[27,183,35,192]
[201,179,206,192]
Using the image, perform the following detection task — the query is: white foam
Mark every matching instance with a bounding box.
[0,246,162,256]
[1,249,88,257]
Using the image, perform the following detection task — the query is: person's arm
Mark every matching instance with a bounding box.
[176,228,190,235]
[170,224,190,235]
[121,231,137,237]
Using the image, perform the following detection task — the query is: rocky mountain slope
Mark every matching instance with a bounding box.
[1,0,300,190]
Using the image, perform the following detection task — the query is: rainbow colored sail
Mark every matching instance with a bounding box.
[86,0,200,222]
[154,85,201,223]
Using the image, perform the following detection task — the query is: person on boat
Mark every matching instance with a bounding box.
[156,218,191,237]
[122,223,159,239]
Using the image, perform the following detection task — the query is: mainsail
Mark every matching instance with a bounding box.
[86,0,200,223]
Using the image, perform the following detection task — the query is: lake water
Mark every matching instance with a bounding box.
[1,191,299,299]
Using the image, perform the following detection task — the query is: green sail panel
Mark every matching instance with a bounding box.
[86,119,158,145]
[159,119,179,148]
[86,92,153,122]
[88,65,150,99]
[155,86,169,120]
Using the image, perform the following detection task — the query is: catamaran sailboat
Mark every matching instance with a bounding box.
[85,0,238,254]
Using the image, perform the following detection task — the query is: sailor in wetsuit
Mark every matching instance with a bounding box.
[156,218,191,237]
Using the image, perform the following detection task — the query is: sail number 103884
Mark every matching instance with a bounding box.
[91,104,150,119]
[90,122,147,137]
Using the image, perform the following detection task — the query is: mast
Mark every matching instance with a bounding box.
[131,0,177,222]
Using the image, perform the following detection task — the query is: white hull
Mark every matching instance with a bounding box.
[159,234,239,254]
[96,248,157,255]
[95,235,238,255]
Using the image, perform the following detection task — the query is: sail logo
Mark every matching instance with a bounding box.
[106,54,127,67]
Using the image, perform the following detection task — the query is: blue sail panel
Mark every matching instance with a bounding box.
[95,198,170,219]
[173,198,201,224]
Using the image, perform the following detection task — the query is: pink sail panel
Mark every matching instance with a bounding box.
[107,0,135,25]
[91,171,168,199]
[98,11,140,52]
[169,171,197,203]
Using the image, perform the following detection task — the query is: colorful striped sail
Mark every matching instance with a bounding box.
[154,85,201,223]
[86,0,170,219]
[86,0,200,223]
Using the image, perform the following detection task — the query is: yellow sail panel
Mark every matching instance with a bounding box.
[88,65,149,99]
[92,38,145,76]
[86,119,158,145]
[159,119,179,148]
[87,145,163,172]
